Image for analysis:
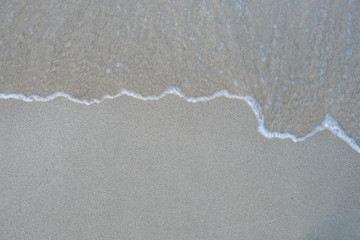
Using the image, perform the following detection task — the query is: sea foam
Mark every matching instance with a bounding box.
[1,87,359,154]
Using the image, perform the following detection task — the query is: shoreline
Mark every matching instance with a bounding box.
[1,88,359,154]
[2,0,359,151]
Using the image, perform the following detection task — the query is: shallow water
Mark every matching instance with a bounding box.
[0,0,359,150]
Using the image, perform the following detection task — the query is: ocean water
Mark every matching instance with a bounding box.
[0,0,359,152]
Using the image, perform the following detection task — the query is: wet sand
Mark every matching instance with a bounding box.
[1,1,360,239]
[1,0,359,145]
[1,96,359,239]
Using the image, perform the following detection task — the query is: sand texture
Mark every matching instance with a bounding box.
[1,96,359,239]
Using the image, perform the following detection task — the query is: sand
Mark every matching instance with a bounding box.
[1,1,359,239]
[1,96,359,239]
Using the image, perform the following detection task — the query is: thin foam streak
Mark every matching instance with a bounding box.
[0,87,359,154]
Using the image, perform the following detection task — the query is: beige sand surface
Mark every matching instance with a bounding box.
[1,96,359,239]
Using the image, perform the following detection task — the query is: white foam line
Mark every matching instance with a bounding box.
[1,87,359,154]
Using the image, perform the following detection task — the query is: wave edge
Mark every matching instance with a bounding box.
[1,88,359,154]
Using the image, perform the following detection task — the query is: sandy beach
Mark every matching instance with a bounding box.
[1,1,360,239]
[1,96,359,239]
[1,0,360,144]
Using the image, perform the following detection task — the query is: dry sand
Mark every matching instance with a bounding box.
[1,96,359,239]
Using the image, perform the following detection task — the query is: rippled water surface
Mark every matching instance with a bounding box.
[0,0,359,147]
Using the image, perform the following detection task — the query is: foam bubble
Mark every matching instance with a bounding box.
[0,88,359,154]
